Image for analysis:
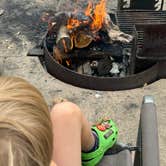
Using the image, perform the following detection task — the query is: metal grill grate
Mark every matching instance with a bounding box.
[117,10,166,60]
[117,10,166,34]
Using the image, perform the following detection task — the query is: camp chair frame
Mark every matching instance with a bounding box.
[134,96,160,166]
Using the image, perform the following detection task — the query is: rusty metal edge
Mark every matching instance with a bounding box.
[43,39,159,91]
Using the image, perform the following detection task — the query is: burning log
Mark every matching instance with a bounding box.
[67,12,93,48]
[53,25,73,63]
[56,25,73,53]
[53,47,65,63]
[47,0,133,64]
[74,31,93,48]
[46,12,73,59]
[47,12,70,34]
[50,12,93,61]
[53,42,123,62]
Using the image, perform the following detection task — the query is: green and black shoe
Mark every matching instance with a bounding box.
[82,119,118,166]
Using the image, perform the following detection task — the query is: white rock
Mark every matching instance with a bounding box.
[0,9,4,16]
[95,91,103,99]
[110,62,120,74]
[95,93,101,98]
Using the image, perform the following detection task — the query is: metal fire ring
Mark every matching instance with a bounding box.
[42,39,159,91]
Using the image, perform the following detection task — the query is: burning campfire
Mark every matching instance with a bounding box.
[28,2,166,90]
[46,0,133,77]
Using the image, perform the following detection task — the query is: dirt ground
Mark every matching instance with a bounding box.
[0,0,166,165]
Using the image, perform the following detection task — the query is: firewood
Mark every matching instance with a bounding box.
[56,37,73,53]
[56,25,73,53]
[74,31,93,48]
[53,47,109,62]
[49,11,133,63]
[103,14,133,43]
[53,46,67,63]
[48,12,70,34]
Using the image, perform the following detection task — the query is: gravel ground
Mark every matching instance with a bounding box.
[0,0,166,165]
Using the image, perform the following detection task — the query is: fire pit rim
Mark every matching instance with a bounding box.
[43,38,160,91]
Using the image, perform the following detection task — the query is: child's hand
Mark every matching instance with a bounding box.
[50,161,57,166]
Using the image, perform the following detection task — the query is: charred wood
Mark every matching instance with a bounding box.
[96,57,113,76]
[53,47,67,63]
[74,31,93,48]
[48,12,70,35]
[56,26,73,53]
[103,14,133,44]
[52,42,123,61]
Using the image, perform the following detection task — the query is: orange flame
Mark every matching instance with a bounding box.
[85,2,93,16]
[67,19,82,30]
[90,0,106,32]
[67,0,107,32]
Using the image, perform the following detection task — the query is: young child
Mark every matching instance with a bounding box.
[0,76,118,166]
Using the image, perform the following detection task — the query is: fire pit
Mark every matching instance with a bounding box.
[28,1,166,91]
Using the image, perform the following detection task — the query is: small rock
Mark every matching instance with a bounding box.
[144,83,148,87]
[0,9,4,16]
[7,42,15,49]
[120,71,126,77]
[16,31,21,35]
[110,62,120,74]
[77,65,83,74]
[95,94,101,98]
[83,62,92,75]
[90,61,98,70]
[7,45,13,49]
[26,11,33,16]
[95,91,102,99]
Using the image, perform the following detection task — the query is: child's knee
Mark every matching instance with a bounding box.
[51,102,82,121]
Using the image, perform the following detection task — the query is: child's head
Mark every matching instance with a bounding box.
[0,77,53,166]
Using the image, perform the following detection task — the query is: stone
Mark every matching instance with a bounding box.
[0,9,4,16]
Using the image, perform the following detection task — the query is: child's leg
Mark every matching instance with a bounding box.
[51,102,95,166]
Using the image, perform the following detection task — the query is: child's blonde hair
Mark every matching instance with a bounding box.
[0,76,53,166]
